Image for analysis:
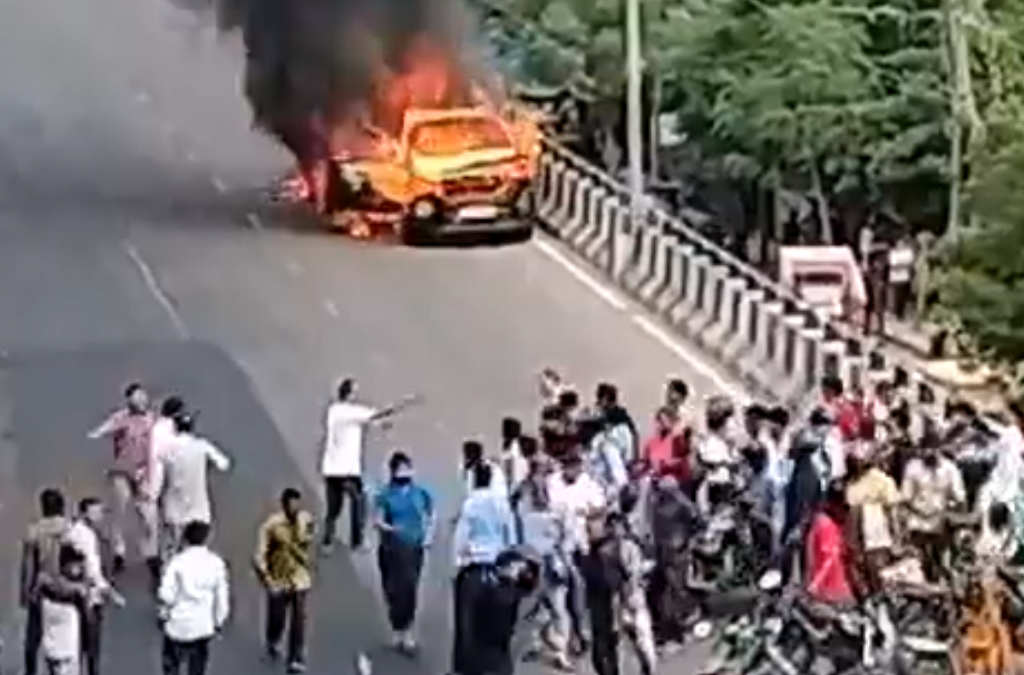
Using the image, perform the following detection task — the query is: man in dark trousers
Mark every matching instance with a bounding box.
[20,488,71,675]
[450,464,517,675]
[255,488,314,673]
[158,521,229,675]
[579,512,653,675]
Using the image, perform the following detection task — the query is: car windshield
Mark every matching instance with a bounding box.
[409,117,512,157]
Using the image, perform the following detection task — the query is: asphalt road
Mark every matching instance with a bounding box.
[0,0,737,672]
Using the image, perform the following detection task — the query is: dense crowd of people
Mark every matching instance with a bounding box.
[14,369,1024,675]
[439,369,1024,675]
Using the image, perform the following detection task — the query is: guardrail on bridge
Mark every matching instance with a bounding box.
[532,141,947,408]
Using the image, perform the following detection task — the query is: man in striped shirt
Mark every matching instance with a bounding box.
[88,383,160,577]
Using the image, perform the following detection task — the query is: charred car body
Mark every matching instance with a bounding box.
[312,106,541,241]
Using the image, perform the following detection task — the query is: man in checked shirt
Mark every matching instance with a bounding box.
[88,383,161,583]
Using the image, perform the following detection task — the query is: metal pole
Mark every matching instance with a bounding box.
[623,0,644,280]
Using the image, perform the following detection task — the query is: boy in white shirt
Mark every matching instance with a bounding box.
[40,545,91,675]
[66,498,124,675]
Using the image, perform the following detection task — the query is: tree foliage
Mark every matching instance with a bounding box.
[927,0,1024,368]
[483,0,950,220]
[932,132,1024,367]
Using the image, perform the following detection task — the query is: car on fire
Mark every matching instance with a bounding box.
[320,105,542,242]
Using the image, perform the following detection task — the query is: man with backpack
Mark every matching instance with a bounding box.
[20,488,72,675]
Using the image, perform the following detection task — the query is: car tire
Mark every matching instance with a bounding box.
[508,222,535,243]
[400,217,437,245]
[401,198,444,245]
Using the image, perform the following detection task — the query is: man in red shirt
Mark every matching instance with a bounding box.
[805,484,856,604]
[643,407,691,490]
[820,375,863,442]
[88,383,160,578]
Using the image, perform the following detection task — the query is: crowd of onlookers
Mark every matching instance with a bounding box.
[439,368,1024,675]
[15,369,1024,675]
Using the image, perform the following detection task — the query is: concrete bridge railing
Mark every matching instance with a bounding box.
[533,140,947,408]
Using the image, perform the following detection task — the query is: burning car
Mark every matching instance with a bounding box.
[283,104,541,242]
[330,105,540,241]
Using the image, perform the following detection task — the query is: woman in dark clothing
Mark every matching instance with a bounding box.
[454,549,540,675]
[579,517,630,675]
[646,476,697,647]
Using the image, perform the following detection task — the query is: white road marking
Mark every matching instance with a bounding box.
[123,242,190,340]
[531,236,746,398]
[532,238,627,310]
[246,213,263,230]
[322,299,340,317]
[134,92,151,105]
[211,177,227,194]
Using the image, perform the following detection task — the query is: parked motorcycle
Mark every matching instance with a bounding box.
[702,579,949,675]
[699,570,789,675]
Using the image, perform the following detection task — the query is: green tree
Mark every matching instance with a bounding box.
[660,1,886,238]
[931,135,1024,367]
[924,0,1024,371]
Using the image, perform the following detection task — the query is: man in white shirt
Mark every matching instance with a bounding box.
[902,447,965,580]
[320,378,417,551]
[158,414,231,568]
[548,457,607,554]
[66,498,124,675]
[158,521,230,675]
[547,455,606,650]
[149,397,187,501]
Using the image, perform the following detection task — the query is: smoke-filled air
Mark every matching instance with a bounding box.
[201,0,502,166]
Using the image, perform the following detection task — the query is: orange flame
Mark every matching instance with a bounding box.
[277,38,541,221]
[375,41,469,127]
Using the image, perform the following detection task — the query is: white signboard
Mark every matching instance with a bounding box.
[779,245,866,321]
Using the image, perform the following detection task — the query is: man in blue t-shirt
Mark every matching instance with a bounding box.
[374,452,435,653]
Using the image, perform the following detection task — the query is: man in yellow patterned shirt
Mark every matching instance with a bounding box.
[255,488,314,673]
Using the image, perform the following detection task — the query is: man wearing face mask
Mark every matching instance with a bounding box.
[374,452,434,653]
[901,440,965,581]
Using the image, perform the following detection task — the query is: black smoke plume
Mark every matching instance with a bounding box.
[202,0,488,165]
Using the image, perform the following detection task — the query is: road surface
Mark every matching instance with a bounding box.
[0,0,738,672]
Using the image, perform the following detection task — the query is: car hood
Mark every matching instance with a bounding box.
[410,147,518,181]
